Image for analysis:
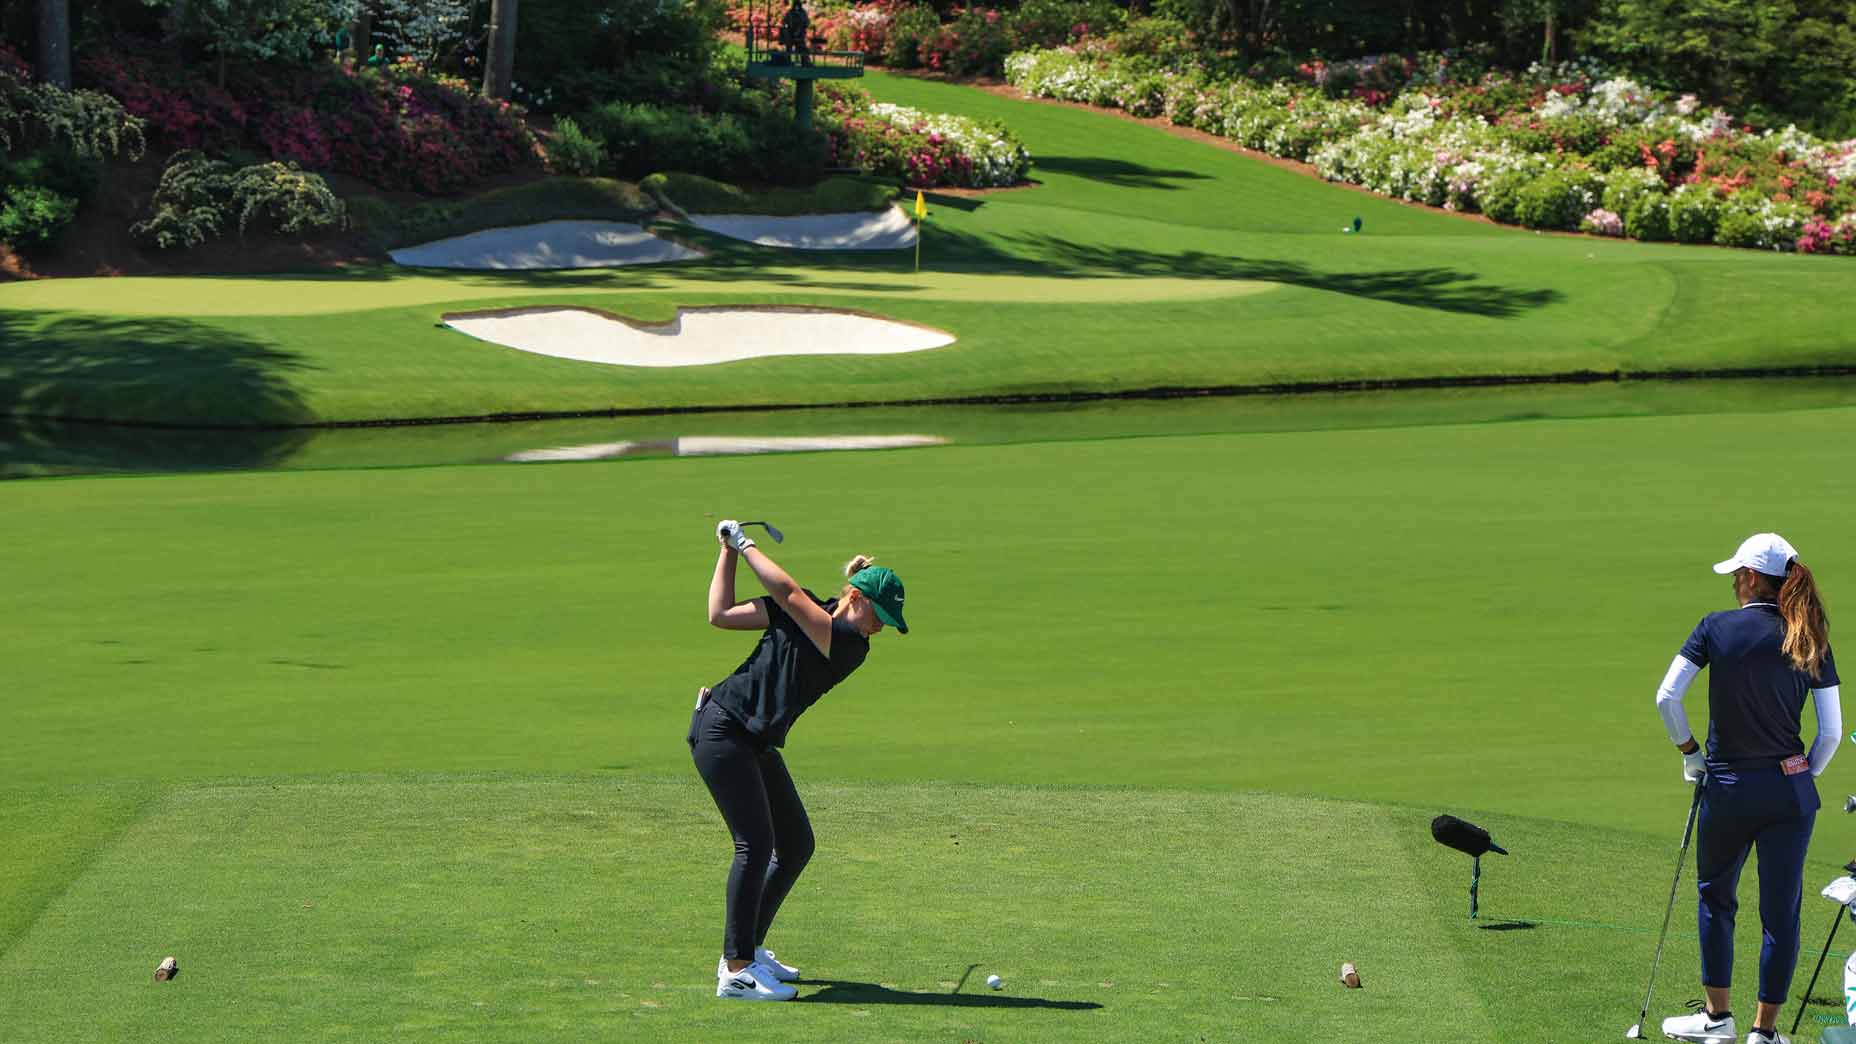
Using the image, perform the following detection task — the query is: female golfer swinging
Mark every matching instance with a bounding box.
[1657,534,1840,1044]
[690,519,907,1001]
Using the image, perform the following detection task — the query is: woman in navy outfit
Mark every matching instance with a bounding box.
[1657,533,1841,1044]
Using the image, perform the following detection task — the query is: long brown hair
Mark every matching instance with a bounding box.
[1752,561,1832,676]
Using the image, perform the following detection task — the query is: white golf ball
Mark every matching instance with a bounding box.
[986,974,1003,990]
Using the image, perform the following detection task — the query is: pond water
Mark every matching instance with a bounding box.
[6,377,1856,480]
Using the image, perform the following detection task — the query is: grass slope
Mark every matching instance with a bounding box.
[0,777,1804,1044]
[4,408,1854,826]
[3,77,1855,424]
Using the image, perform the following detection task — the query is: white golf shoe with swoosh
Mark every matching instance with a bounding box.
[1661,1006,1734,1043]
[755,947,800,982]
[715,960,796,1001]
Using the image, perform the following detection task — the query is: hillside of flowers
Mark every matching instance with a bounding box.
[1006,44,1856,255]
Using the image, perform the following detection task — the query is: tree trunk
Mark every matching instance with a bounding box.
[36,0,71,89]
[1541,2,1555,65]
[481,0,517,100]
[348,11,372,65]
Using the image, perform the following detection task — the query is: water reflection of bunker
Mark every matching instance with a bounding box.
[505,435,949,462]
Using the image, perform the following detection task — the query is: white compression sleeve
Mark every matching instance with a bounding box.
[1655,655,1702,746]
[1810,685,1843,776]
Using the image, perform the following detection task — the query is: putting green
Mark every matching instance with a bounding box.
[0,777,1794,1044]
[0,267,1275,317]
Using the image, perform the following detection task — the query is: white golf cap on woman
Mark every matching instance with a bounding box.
[1713,533,1799,577]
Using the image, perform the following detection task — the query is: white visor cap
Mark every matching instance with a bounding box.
[1712,532,1799,578]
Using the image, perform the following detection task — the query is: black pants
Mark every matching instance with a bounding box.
[688,698,815,961]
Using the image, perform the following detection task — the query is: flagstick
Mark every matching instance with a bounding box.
[914,215,921,279]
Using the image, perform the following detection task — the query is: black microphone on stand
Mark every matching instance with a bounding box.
[1431,815,1508,919]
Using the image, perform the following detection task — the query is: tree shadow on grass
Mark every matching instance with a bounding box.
[1032,155,1213,190]
[923,230,1562,318]
[799,978,1103,1010]
[0,311,315,474]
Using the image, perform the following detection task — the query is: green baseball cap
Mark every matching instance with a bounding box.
[848,566,908,634]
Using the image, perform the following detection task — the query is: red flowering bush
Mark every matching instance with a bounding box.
[0,41,32,81]
[77,43,534,196]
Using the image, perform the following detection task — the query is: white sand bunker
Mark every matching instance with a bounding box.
[507,435,948,462]
[445,306,954,368]
[389,221,703,270]
[687,208,916,250]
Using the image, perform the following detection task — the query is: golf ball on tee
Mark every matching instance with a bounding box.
[986,974,1003,990]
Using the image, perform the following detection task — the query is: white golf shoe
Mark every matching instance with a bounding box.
[1660,1006,1734,1043]
[715,960,796,1001]
[1742,1033,1789,1044]
[755,947,800,982]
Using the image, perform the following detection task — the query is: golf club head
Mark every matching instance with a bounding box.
[1844,793,1855,814]
[743,521,784,544]
[1625,1022,1643,1039]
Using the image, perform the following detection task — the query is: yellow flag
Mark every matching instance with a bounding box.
[913,190,926,221]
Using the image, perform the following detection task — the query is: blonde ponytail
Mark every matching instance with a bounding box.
[843,553,877,578]
[1779,560,1831,677]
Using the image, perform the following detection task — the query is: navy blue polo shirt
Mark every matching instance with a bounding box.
[1681,603,1840,764]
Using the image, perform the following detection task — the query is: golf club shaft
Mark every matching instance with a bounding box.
[1790,902,1846,1034]
[1633,780,1706,1032]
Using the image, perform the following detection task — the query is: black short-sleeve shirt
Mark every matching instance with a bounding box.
[1680,603,1840,763]
[709,590,870,748]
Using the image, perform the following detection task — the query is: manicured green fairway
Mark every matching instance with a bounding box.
[6,404,1856,1040]
[5,75,1856,425]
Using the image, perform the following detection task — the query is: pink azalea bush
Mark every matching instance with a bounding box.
[78,43,534,195]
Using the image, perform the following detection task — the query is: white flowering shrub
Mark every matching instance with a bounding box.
[1004,45,1856,254]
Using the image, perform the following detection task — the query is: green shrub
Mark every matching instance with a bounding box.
[0,185,78,248]
[578,101,751,179]
[1667,184,1721,244]
[884,5,941,68]
[1477,167,1534,225]
[1514,169,1602,231]
[545,117,607,177]
[1622,194,1672,241]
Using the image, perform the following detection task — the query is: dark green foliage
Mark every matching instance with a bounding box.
[0,183,76,246]
[513,0,732,114]
[1579,0,1856,136]
[566,95,826,185]
[1008,0,1125,50]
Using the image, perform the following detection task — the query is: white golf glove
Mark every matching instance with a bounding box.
[1681,748,1706,784]
[716,519,755,553]
[1823,875,1856,907]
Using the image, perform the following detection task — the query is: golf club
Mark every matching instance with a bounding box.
[1788,858,1856,1034]
[741,520,784,544]
[1625,779,1706,1039]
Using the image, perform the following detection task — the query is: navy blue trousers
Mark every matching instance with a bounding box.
[1695,764,1819,1004]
